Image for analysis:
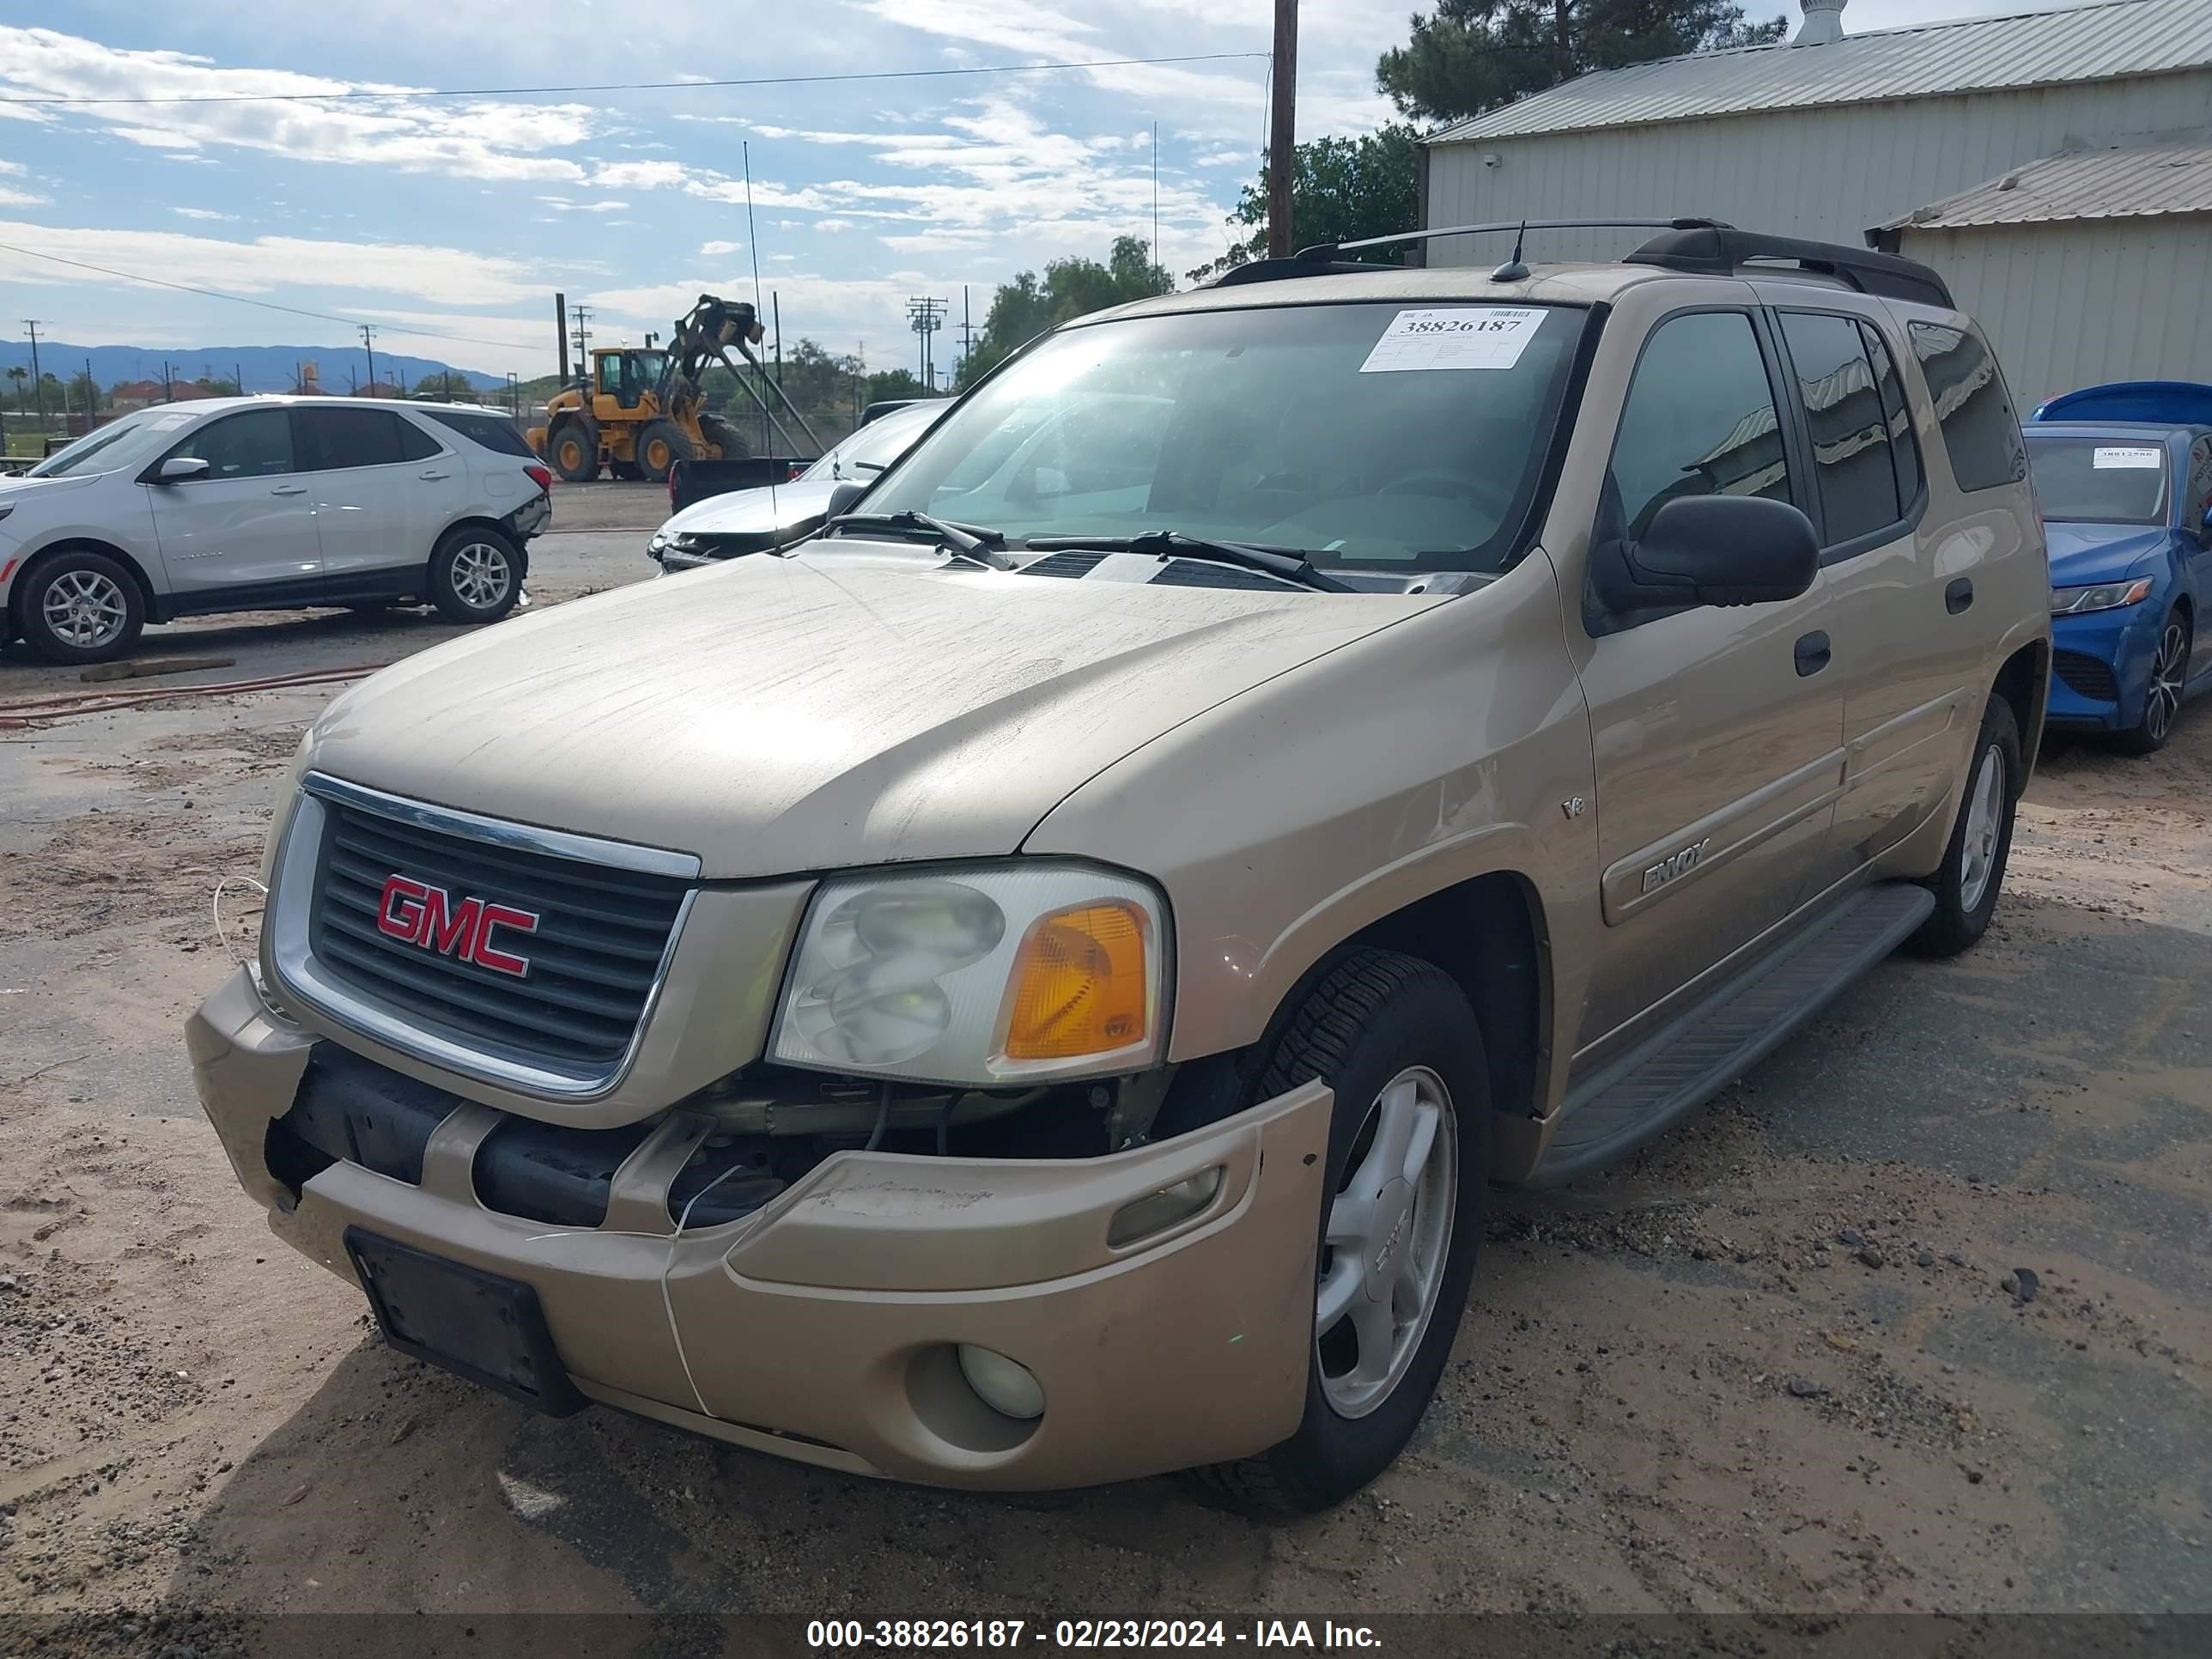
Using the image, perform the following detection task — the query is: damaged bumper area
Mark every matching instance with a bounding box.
[185,965,1333,1489]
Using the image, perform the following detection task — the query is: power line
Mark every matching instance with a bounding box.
[0,240,528,354]
[0,52,1270,108]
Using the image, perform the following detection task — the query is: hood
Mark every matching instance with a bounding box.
[659,477,841,546]
[2045,522,2172,586]
[0,471,98,506]
[304,544,1438,878]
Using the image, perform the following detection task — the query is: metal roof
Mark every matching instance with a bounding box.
[1428,0,2212,143]
[1882,142,2212,228]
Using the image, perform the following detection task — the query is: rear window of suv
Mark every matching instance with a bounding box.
[422,409,535,458]
[1907,322,2027,493]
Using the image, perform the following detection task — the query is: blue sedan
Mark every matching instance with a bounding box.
[2027,384,2212,754]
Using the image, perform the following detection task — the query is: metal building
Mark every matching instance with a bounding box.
[1419,0,2212,403]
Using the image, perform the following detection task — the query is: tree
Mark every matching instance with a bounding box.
[6,364,24,416]
[198,376,241,398]
[865,368,929,405]
[1191,125,1422,282]
[956,236,1174,388]
[1378,0,1787,124]
[66,370,103,416]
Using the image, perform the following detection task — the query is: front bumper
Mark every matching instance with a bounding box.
[187,965,1333,1489]
[2046,605,2157,729]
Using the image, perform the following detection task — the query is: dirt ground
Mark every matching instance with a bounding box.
[1,567,2207,1650]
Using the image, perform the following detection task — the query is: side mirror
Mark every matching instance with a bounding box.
[150,456,210,484]
[1595,494,1820,612]
[824,479,866,520]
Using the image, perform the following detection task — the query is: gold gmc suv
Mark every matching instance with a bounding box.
[187,223,2051,1514]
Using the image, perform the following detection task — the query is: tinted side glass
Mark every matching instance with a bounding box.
[2191,438,2212,528]
[423,409,535,458]
[1607,310,1793,539]
[1858,321,1923,509]
[1778,312,1899,545]
[1907,321,2027,493]
[298,407,407,471]
[166,409,294,478]
[394,417,441,462]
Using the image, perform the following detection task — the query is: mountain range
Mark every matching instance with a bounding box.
[0,340,507,396]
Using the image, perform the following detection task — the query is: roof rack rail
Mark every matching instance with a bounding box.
[1206,218,1730,289]
[1626,227,1954,308]
[1310,216,1729,260]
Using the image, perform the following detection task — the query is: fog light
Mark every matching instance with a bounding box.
[955,1344,1045,1420]
[1107,1165,1224,1249]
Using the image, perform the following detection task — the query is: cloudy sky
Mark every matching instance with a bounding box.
[0,1,2062,382]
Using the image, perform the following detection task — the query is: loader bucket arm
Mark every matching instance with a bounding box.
[663,294,826,458]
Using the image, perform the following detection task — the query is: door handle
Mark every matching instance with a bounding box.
[418,470,451,480]
[1945,577,1974,614]
[1794,630,1832,677]
[269,484,308,496]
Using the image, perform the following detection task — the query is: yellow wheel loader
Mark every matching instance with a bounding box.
[529,295,822,484]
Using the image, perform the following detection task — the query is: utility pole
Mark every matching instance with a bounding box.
[553,291,568,385]
[82,356,94,428]
[162,360,174,404]
[905,296,945,392]
[958,286,975,385]
[234,361,243,396]
[569,302,592,382]
[22,319,46,430]
[1267,0,1298,258]
[359,325,378,398]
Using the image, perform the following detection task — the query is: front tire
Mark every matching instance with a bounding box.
[1908,694,2021,958]
[428,526,520,624]
[1190,949,1487,1516]
[15,549,145,665]
[635,419,695,484]
[2111,608,2189,757]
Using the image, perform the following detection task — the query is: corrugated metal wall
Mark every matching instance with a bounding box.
[1897,217,2212,406]
[1421,70,2212,266]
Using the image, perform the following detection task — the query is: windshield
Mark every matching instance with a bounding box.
[803,402,943,481]
[2027,436,2169,526]
[27,409,192,478]
[862,301,1586,571]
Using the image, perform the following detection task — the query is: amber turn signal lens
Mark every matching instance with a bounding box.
[1001,902,1151,1060]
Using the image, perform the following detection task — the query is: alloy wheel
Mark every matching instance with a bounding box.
[40,569,130,651]
[1316,1064,1457,1419]
[2143,620,2187,746]
[449,542,513,611]
[1958,741,2005,914]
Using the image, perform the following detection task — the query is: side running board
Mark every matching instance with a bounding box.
[1530,882,1936,1187]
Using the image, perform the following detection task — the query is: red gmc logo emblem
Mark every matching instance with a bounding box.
[375,874,540,978]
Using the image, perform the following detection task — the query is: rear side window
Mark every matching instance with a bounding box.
[394,418,441,462]
[1607,310,1794,539]
[1777,311,1903,547]
[423,409,535,458]
[1907,322,2027,493]
[297,406,411,471]
[166,408,294,478]
[1859,321,1923,510]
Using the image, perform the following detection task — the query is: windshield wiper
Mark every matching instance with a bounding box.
[1024,531,1352,592]
[824,510,1013,568]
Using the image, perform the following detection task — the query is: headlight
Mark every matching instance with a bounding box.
[647,530,670,556]
[769,863,1169,1085]
[2051,577,2153,616]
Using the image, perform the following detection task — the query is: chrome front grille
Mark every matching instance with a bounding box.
[270,774,700,1097]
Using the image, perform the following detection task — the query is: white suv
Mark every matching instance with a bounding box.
[0,397,552,665]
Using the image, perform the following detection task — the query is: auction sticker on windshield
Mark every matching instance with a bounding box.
[1359,307,1544,374]
[2093,446,2162,470]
